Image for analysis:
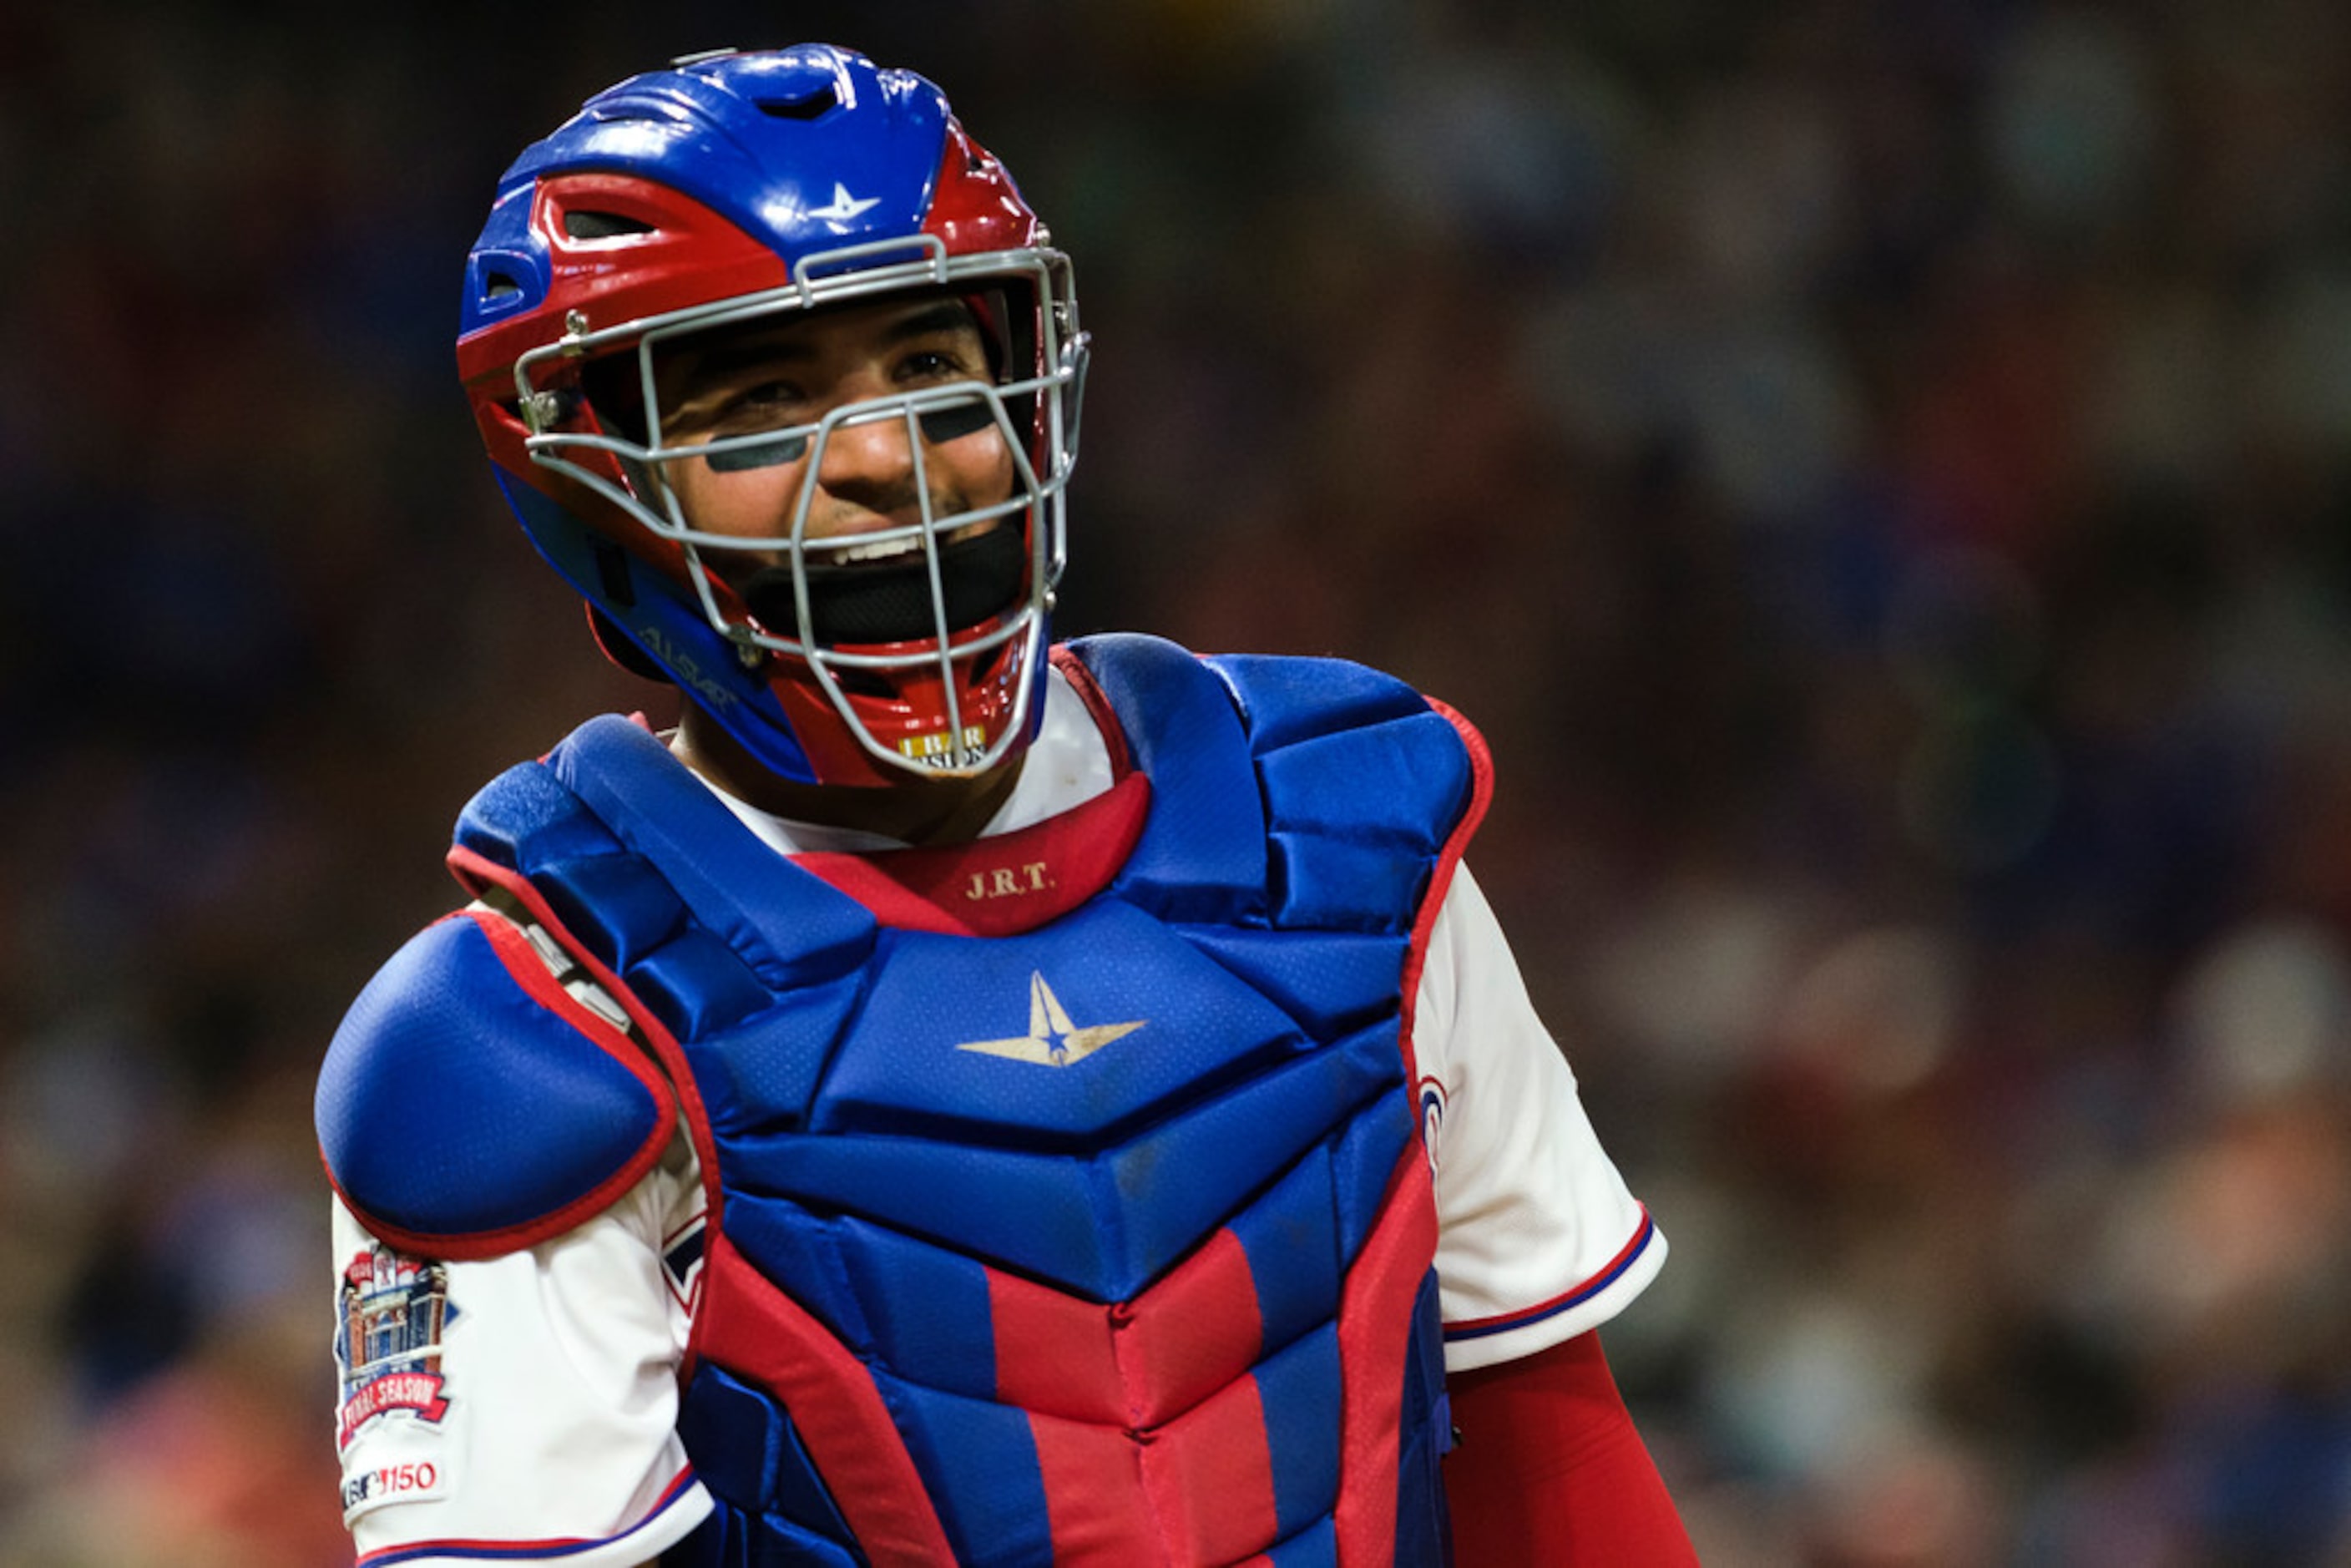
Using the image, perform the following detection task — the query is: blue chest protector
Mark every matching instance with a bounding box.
[319,634,1482,1567]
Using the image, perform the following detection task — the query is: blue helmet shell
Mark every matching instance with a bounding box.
[464,47,955,337]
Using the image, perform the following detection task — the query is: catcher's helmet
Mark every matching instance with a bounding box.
[457,44,1086,787]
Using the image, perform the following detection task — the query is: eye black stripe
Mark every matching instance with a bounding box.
[700,399,993,473]
[918,399,994,443]
[704,432,809,472]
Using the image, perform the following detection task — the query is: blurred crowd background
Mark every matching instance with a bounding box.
[7,0,2351,1562]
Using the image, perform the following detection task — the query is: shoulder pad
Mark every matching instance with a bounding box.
[1064,634,1269,920]
[1065,636,1490,930]
[316,910,674,1258]
[1209,650,1437,753]
[1211,652,1485,931]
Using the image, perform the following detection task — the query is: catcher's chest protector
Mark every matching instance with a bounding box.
[454,635,1481,1566]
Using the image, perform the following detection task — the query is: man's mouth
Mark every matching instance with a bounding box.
[832,534,927,564]
[741,524,1028,645]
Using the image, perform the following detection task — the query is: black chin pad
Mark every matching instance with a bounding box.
[742,526,1027,645]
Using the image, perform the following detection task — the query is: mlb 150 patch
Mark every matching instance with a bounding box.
[336,1246,457,1450]
[341,1457,449,1524]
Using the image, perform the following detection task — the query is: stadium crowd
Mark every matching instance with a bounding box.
[5,1,2351,1561]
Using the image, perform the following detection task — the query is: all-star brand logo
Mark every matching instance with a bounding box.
[957,971,1145,1068]
[336,1247,456,1450]
[807,182,882,223]
[635,625,741,709]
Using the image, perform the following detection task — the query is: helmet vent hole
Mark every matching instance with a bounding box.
[483,272,522,301]
[756,86,838,120]
[830,667,896,699]
[564,210,656,240]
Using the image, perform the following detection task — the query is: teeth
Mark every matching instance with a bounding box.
[834,537,922,564]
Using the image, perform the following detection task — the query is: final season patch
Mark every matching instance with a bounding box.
[336,1247,456,1449]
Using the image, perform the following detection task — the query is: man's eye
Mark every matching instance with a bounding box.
[900,349,973,382]
[694,382,806,438]
[731,382,801,414]
[682,382,812,469]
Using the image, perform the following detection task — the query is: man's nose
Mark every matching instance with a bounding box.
[812,402,922,514]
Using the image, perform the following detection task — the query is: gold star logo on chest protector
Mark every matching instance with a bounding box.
[956,972,1146,1067]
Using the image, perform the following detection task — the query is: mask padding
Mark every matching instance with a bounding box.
[742,527,1025,645]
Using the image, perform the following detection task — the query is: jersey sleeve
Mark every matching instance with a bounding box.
[1415,862,1666,1373]
[331,1133,711,1566]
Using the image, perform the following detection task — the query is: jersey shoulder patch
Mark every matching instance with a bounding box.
[316,909,674,1258]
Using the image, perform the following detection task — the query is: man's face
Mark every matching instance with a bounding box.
[649,293,1017,569]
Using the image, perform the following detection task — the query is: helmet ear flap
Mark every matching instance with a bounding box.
[585,604,675,683]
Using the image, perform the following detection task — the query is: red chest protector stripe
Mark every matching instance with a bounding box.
[992,1227,1278,1559]
[1333,1149,1443,1565]
[691,1229,958,1560]
[979,1145,1439,1565]
[1398,697,1494,1086]
[988,1227,1262,1426]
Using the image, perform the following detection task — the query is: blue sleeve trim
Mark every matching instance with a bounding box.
[1441,1209,1659,1343]
[353,1467,704,1564]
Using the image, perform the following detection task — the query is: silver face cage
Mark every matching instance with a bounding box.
[512,235,1085,778]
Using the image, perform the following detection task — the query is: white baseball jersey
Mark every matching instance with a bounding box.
[330,666,1666,1565]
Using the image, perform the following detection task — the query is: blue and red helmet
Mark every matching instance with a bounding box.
[457,44,1086,787]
